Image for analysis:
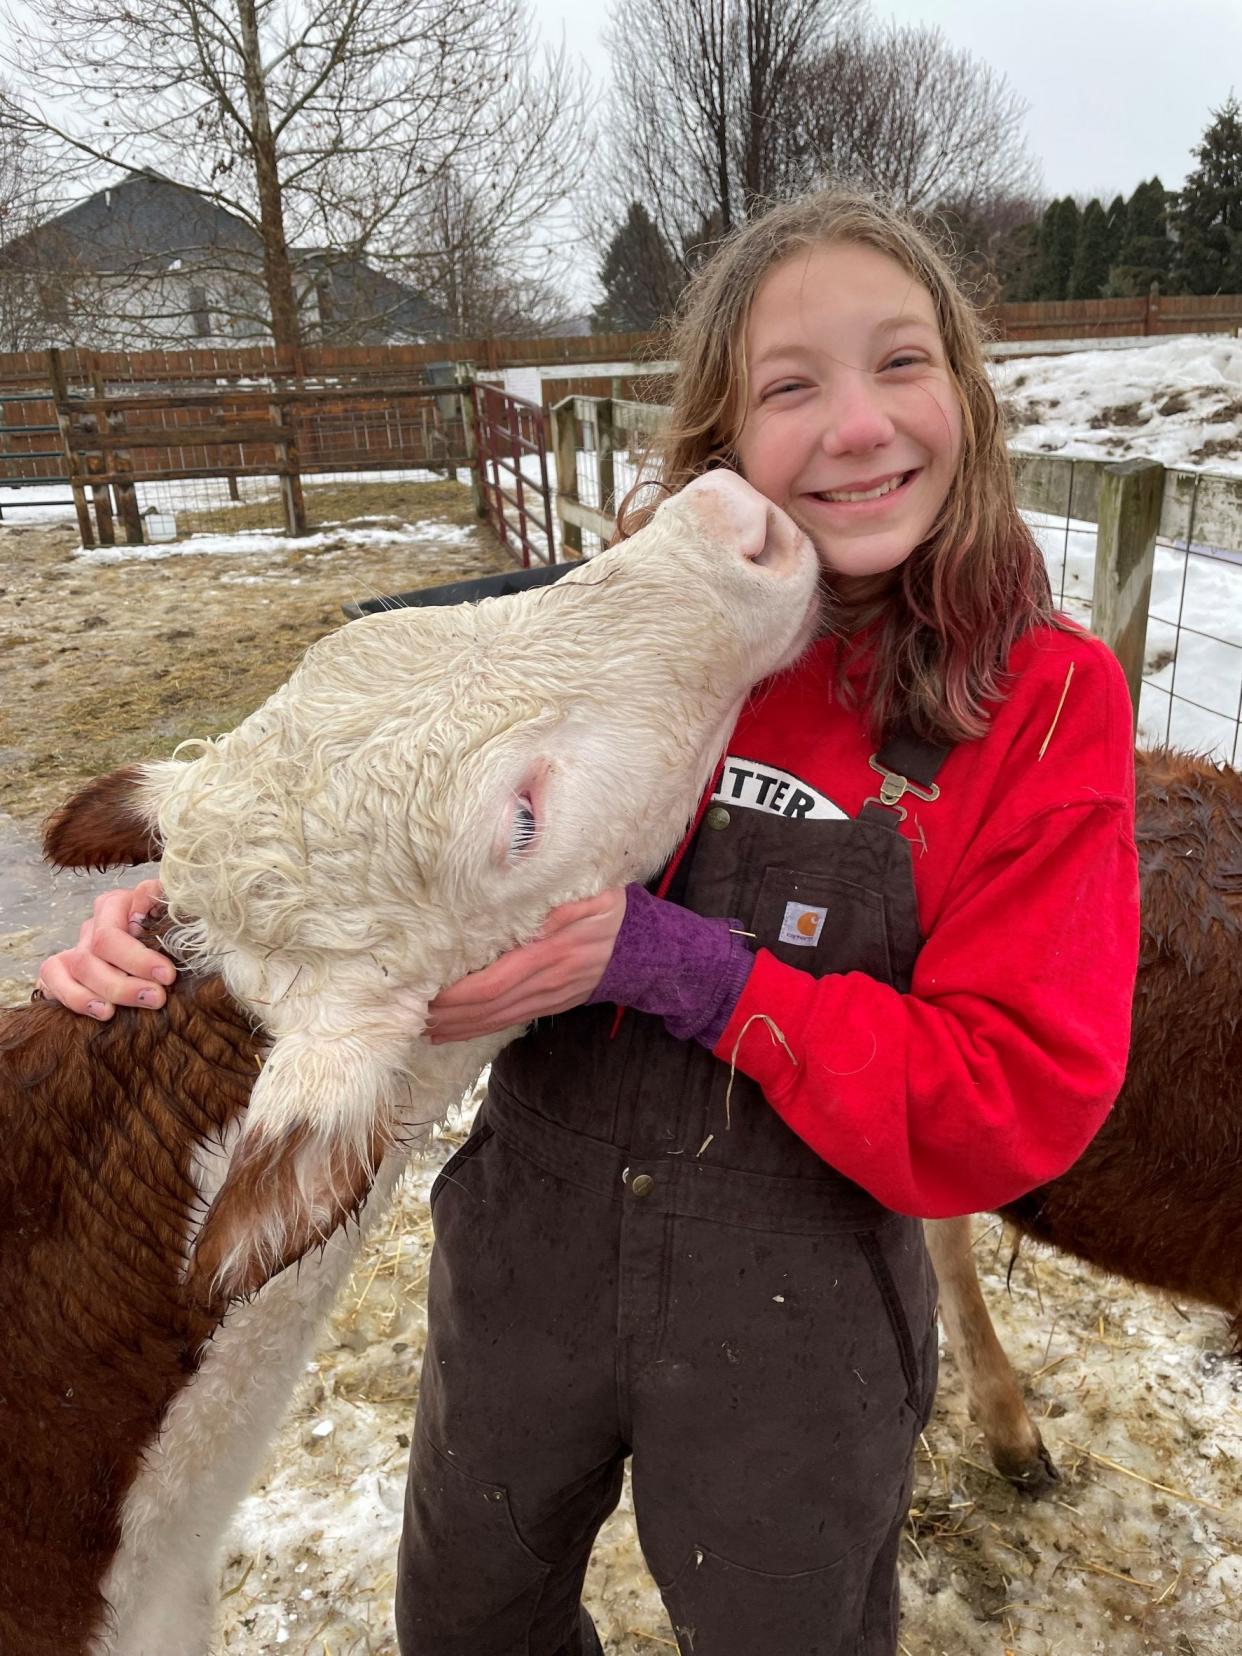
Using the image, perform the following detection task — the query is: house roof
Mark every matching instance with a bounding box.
[2,170,262,274]
[0,170,446,340]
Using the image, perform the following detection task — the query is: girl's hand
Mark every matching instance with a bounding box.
[35,878,174,1020]
[426,889,627,1044]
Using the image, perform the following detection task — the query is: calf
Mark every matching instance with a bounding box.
[929,746,1242,1490]
[0,472,819,1656]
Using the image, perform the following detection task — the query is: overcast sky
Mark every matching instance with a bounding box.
[533,0,1241,201]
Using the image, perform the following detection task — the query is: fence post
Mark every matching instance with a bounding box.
[597,397,617,526]
[456,362,486,518]
[94,367,144,545]
[551,396,583,557]
[1093,457,1162,728]
[46,347,95,549]
[270,394,306,535]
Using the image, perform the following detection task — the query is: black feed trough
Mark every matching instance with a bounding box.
[341,561,575,620]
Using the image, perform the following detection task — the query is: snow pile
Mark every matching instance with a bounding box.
[72,519,479,565]
[995,336,1242,477]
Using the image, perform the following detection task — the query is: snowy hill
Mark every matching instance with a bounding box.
[995,335,1242,477]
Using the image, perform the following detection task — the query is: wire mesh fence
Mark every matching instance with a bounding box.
[26,369,477,547]
[1021,454,1242,765]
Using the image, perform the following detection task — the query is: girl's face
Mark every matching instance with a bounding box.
[734,242,964,581]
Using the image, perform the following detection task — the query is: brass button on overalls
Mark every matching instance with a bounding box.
[630,1173,655,1198]
[705,805,730,830]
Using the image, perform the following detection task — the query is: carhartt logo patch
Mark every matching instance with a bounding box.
[780,901,827,947]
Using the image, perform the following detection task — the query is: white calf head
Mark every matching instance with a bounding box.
[48,473,818,1310]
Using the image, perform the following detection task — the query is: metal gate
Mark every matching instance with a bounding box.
[472,382,557,565]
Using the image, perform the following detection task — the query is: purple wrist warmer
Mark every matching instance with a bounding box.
[586,883,755,1049]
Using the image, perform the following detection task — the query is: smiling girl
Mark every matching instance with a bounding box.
[39,190,1139,1655]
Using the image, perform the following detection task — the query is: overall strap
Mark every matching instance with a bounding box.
[858,730,953,828]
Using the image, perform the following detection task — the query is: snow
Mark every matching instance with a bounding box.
[994,336,1242,478]
[71,519,479,565]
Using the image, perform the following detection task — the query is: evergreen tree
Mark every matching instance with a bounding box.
[1069,198,1111,298]
[1171,95,1242,294]
[1108,177,1172,295]
[1105,194,1127,270]
[992,218,1042,300]
[592,201,683,332]
[1034,196,1079,299]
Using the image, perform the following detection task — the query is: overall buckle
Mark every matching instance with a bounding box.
[864,755,941,822]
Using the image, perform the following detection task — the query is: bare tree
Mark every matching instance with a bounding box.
[0,0,591,349]
[0,101,86,350]
[933,189,1045,305]
[787,23,1039,217]
[596,4,1038,318]
[599,0,859,280]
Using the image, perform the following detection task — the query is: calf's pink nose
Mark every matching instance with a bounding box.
[679,470,803,573]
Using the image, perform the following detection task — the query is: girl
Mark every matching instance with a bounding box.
[39,189,1139,1655]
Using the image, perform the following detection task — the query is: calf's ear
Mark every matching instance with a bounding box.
[182,1027,412,1317]
[43,763,165,869]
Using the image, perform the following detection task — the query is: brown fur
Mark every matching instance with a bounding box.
[0,970,261,1655]
[185,1115,390,1319]
[1003,748,1242,1329]
[42,765,162,870]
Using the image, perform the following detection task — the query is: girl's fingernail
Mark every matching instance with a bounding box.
[152,964,176,984]
[87,1000,111,1019]
[137,989,162,1007]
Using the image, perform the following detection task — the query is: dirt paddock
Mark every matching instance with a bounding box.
[1,491,1239,1655]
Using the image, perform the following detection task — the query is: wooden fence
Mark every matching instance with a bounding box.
[33,349,476,546]
[991,291,1242,342]
[0,335,658,397]
[1,289,1238,402]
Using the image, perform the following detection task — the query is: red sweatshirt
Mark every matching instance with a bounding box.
[710,621,1140,1221]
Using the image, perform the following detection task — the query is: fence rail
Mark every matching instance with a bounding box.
[552,394,1242,765]
[2,289,1239,402]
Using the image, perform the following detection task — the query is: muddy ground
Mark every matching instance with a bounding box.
[2,496,1240,1655]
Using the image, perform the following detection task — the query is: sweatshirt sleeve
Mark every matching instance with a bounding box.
[712,792,1139,1220]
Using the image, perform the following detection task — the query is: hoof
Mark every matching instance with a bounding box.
[993,1435,1060,1495]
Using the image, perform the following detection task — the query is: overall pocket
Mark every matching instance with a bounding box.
[428,1118,494,1215]
[856,1222,938,1424]
[751,865,896,981]
[398,1429,551,1653]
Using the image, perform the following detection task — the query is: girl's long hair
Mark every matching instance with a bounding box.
[618,188,1057,746]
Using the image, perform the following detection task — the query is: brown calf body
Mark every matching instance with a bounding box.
[932,747,1242,1490]
[0,973,260,1656]
[1004,748,1242,1325]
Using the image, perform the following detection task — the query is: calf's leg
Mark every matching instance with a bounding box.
[100,1157,404,1655]
[923,1216,1059,1493]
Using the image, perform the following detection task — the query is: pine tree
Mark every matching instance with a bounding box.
[1033,197,1079,299]
[592,202,683,332]
[1069,198,1111,299]
[1108,177,1172,295]
[1105,194,1127,271]
[1171,95,1242,294]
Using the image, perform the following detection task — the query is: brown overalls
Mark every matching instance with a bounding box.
[396,735,946,1656]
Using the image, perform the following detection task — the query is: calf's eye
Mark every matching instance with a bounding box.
[510,797,538,856]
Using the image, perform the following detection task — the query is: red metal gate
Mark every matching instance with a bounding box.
[472,382,557,565]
